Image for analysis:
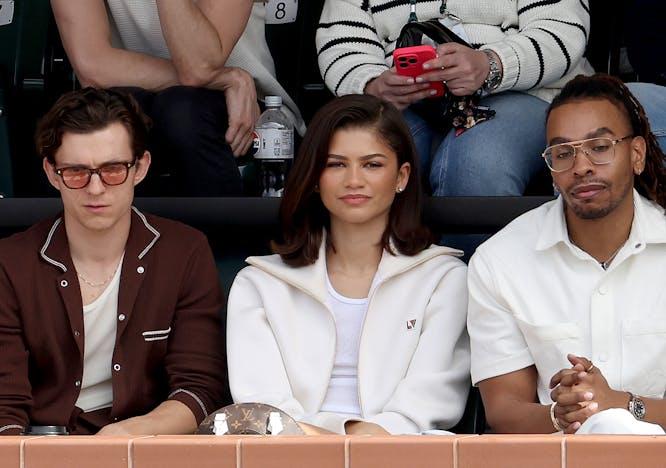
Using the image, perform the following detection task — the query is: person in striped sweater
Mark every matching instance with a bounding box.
[316,0,596,197]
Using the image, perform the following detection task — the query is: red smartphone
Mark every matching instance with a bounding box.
[393,45,445,98]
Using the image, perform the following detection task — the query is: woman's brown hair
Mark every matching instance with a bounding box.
[273,94,434,266]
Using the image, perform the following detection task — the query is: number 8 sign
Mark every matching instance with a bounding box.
[264,0,297,24]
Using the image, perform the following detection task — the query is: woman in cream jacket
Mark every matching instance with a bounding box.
[227,95,470,435]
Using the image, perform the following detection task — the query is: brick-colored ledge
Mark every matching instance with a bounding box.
[1,434,665,468]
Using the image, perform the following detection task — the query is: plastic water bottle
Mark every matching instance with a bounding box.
[253,96,294,197]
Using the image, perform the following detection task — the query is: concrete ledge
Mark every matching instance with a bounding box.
[0,434,664,468]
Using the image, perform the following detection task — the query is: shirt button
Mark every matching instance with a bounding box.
[118,314,126,322]
[74,330,80,337]
[60,280,68,288]
[113,363,121,372]
[137,266,145,274]
[598,286,609,295]
[635,243,642,249]
[598,353,608,362]
[75,380,81,387]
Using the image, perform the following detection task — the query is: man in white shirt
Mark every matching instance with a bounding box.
[468,74,666,434]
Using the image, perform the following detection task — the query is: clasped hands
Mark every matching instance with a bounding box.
[549,354,628,433]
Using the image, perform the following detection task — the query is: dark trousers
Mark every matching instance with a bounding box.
[122,86,243,196]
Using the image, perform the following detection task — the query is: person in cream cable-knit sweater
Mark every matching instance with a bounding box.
[316,0,595,197]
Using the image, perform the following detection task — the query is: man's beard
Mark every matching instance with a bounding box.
[564,178,633,220]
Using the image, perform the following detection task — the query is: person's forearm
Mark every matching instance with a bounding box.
[643,398,666,429]
[607,390,666,430]
[76,47,181,92]
[156,0,228,86]
[486,401,558,434]
[98,400,197,435]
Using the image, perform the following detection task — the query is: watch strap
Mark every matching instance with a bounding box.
[482,49,501,91]
[628,393,647,420]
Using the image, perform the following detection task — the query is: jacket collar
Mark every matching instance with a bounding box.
[40,206,161,271]
[535,189,666,252]
[246,233,462,304]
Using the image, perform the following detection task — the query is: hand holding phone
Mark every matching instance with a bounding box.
[393,45,446,98]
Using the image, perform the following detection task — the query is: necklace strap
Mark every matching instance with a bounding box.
[408,0,417,22]
[77,261,121,288]
[599,243,624,270]
[408,0,449,22]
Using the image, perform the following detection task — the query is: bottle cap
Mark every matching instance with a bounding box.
[265,96,282,108]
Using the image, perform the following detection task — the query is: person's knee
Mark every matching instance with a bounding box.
[151,86,229,146]
[430,128,545,196]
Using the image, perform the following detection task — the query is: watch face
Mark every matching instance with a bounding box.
[634,398,647,420]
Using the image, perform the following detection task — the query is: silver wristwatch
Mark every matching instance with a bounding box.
[482,49,502,92]
[628,393,646,420]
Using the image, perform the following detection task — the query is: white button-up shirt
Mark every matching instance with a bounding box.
[468,190,666,404]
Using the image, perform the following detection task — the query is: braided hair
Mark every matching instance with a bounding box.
[548,73,666,209]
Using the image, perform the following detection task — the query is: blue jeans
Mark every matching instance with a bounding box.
[405,92,549,196]
[407,85,666,196]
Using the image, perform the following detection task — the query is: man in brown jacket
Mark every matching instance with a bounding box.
[0,88,228,435]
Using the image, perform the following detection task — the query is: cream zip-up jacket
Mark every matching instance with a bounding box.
[227,241,470,434]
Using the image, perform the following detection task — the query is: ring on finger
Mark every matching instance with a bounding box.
[586,363,595,372]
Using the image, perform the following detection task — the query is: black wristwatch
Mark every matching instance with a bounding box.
[628,393,646,420]
[482,49,502,92]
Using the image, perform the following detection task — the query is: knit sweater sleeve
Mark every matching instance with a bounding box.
[481,0,590,93]
[316,0,390,96]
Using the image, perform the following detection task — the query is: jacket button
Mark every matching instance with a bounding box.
[74,330,80,337]
[118,314,126,322]
[137,266,145,274]
[113,363,121,372]
[75,380,81,387]
[60,280,68,288]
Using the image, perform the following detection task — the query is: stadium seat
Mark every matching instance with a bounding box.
[265,0,333,123]
[0,88,11,197]
[0,0,75,197]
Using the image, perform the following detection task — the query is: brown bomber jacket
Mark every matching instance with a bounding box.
[0,207,229,434]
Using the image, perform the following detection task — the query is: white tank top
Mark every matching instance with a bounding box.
[75,261,122,413]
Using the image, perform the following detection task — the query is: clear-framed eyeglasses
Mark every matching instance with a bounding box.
[54,160,136,189]
[541,135,634,173]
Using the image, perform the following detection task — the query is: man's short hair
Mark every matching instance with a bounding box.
[35,88,152,164]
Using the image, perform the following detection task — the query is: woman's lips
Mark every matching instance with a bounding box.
[340,194,370,205]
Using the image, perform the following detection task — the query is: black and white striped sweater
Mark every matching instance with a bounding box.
[316,0,594,101]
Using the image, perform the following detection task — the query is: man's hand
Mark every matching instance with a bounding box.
[97,400,197,435]
[549,354,630,433]
[97,416,149,436]
[211,67,261,157]
[364,68,437,110]
[419,44,491,96]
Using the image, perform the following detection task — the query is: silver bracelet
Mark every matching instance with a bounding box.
[550,402,564,432]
